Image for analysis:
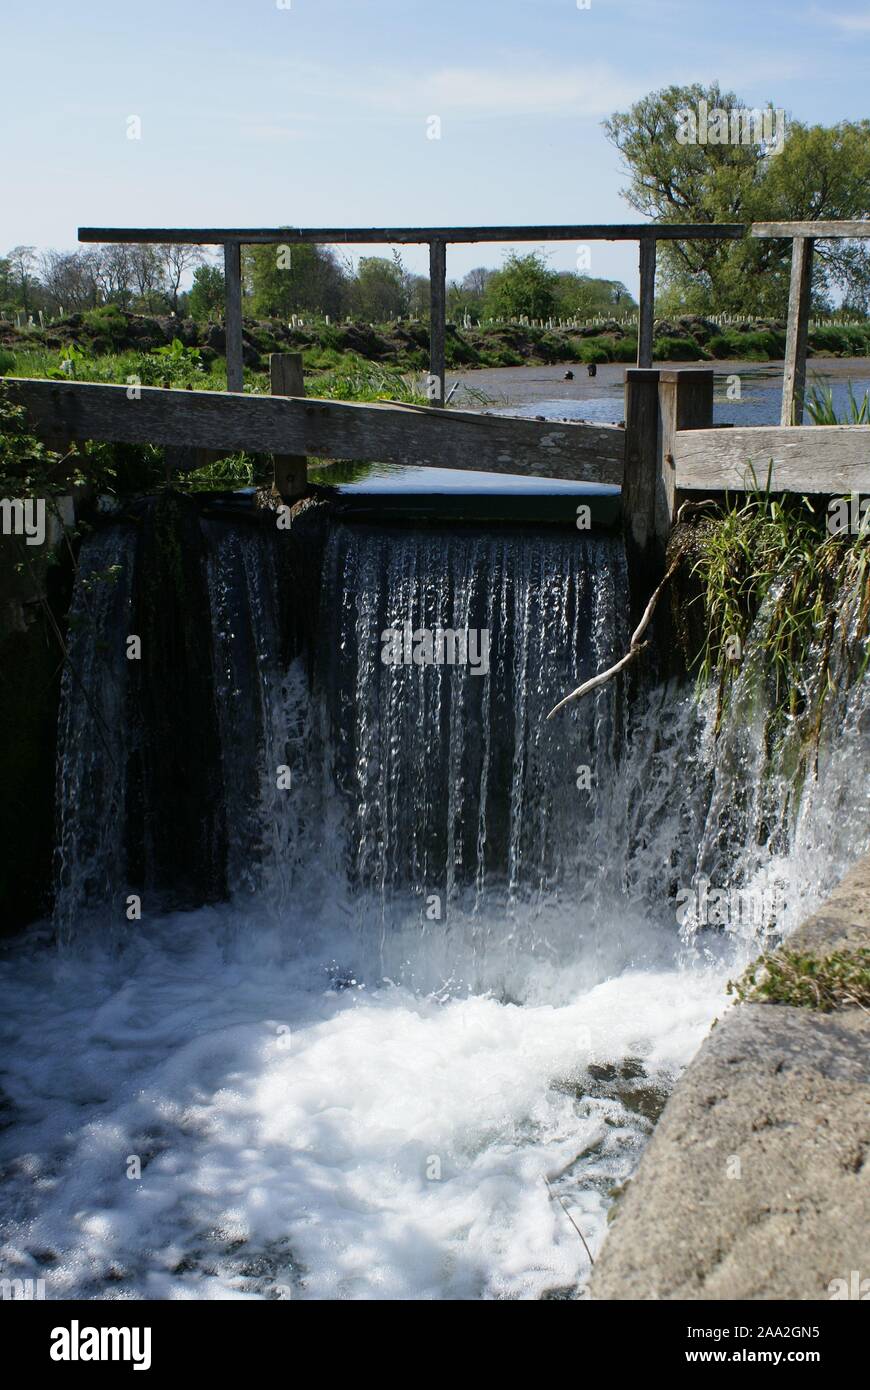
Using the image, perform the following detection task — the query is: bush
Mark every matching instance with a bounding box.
[0,349,15,377]
[578,340,610,365]
[653,335,707,362]
[81,304,129,351]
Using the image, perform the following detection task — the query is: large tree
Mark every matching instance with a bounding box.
[604,84,870,315]
[245,242,349,319]
[483,252,558,320]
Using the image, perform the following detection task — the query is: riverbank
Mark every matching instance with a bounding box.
[589,855,870,1301]
[3,309,870,383]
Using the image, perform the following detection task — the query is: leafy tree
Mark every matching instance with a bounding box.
[482,252,558,320]
[6,246,38,312]
[351,256,407,321]
[187,264,225,321]
[553,272,636,318]
[245,243,348,319]
[605,84,870,314]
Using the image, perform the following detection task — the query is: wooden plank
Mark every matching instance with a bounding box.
[78,224,747,246]
[672,425,870,493]
[8,378,626,484]
[752,221,870,239]
[637,240,656,368]
[429,240,447,408]
[270,353,307,498]
[781,236,814,426]
[223,241,244,393]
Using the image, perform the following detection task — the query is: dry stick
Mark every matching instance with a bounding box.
[545,559,680,721]
[543,1177,595,1267]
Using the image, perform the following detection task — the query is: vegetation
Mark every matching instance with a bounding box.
[728,947,870,1011]
[605,83,870,315]
[684,484,869,743]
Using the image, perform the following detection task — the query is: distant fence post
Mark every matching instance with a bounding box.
[781,235,815,425]
[224,240,244,392]
[269,352,307,499]
[637,238,657,368]
[429,239,447,407]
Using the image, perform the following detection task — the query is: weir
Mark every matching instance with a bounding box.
[2,223,869,1303]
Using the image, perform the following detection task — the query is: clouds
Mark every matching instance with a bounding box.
[374,63,643,119]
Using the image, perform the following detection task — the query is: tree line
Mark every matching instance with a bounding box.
[0,240,635,327]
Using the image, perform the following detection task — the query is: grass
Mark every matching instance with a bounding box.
[685,480,869,742]
[728,947,870,1012]
[805,382,870,425]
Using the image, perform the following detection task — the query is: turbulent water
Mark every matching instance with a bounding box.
[0,512,867,1300]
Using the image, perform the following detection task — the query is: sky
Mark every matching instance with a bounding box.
[3,0,869,294]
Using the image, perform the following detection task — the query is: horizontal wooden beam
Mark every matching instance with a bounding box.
[752,221,870,239]
[672,425,870,493]
[7,378,625,484]
[78,223,747,247]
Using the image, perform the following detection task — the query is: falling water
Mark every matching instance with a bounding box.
[0,508,866,1299]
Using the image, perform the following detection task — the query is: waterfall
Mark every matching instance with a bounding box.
[2,502,866,1301]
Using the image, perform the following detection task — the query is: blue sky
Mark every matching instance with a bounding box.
[3,0,869,292]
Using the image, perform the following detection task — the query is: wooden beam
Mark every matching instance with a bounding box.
[752,221,870,239]
[781,236,815,426]
[671,425,870,494]
[223,241,244,393]
[637,240,657,368]
[8,378,626,484]
[270,353,307,498]
[429,240,447,408]
[78,224,747,246]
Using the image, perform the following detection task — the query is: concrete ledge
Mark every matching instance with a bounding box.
[589,856,870,1300]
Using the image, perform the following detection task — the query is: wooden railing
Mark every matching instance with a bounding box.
[77,223,746,403]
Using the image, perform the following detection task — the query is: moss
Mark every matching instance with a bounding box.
[728,948,870,1011]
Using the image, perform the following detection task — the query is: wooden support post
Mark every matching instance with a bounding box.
[429,239,447,407]
[623,368,661,561]
[637,239,657,368]
[623,366,713,610]
[269,351,307,499]
[658,367,713,539]
[224,240,244,393]
[781,236,815,425]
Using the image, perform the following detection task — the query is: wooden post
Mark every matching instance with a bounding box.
[623,368,661,561]
[623,366,713,603]
[224,240,244,393]
[781,235,815,425]
[429,239,447,407]
[269,351,307,499]
[658,368,713,540]
[637,239,657,368]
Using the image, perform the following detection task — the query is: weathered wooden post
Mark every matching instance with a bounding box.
[658,367,713,537]
[781,235,814,425]
[623,366,713,608]
[269,351,307,499]
[637,238,657,368]
[224,240,245,393]
[429,238,447,407]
